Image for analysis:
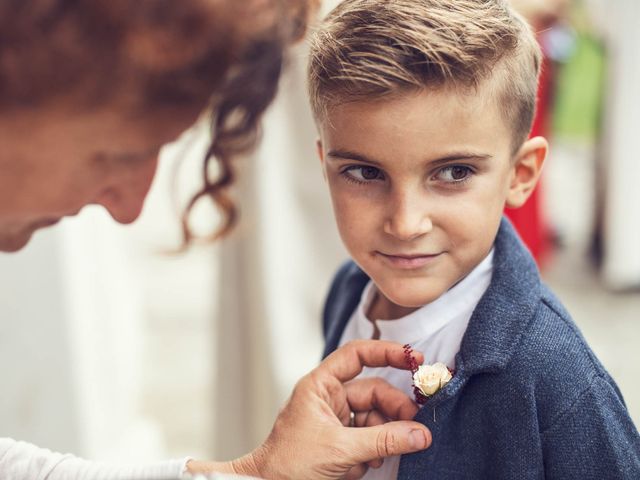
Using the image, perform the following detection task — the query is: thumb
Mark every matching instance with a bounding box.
[341,421,432,465]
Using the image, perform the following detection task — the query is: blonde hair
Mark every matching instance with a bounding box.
[308,0,542,151]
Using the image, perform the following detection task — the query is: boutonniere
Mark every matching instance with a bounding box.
[403,344,453,405]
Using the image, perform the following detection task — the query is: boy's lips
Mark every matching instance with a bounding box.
[376,251,442,269]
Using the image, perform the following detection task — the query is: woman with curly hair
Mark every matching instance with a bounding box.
[0,0,432,478]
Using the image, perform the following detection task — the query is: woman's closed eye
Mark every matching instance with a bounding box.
[341,165,385,184]
[433,165,474,184]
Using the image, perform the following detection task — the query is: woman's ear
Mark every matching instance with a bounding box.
[506,136,548,208]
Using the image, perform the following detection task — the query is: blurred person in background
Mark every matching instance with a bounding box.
[0,1,432,478]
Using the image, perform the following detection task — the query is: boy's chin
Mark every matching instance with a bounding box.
[376,280,449,313]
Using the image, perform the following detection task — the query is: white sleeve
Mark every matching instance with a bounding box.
[0,437,188,480]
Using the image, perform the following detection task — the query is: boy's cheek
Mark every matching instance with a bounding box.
[331,188,379,219]
[334,206,375,242]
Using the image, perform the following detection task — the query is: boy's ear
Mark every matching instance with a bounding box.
[316,139,327,181]
[506,136,548,209]
[316,139,324,163]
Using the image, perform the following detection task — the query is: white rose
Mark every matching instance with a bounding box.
[413,362,452,397]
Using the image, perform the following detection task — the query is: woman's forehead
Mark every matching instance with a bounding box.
[0,98,201,159]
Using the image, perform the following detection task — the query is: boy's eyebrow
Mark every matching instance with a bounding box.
[327,149,382,165]
[428,152,493,167]
[327,149,493,166]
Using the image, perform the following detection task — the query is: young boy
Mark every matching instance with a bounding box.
[308,0,640,478]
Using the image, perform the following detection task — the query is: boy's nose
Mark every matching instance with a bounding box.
[95,157,159,225]
[383,191,433,241]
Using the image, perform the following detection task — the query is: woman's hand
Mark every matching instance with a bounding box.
[226,340,432,479]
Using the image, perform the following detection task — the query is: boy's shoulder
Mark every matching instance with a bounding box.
[509,282,612,386]
[497,283,624,429]
[511,282,605,376]
[456,221,624,428]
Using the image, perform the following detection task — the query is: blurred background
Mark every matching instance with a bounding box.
[0,0,638,466]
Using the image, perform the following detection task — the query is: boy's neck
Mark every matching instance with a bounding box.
[367,290,419,321]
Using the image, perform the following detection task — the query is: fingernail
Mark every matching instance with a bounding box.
[409,429,428,449]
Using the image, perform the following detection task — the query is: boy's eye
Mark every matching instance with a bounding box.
[436,165,473,183]
[343,165,385,182]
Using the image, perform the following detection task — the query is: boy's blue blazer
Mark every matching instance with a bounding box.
[323,218,640,479]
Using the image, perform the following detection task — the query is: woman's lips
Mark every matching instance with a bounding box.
[376,251,442,269]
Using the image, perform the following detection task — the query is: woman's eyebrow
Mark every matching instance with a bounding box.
[99,145,162,163]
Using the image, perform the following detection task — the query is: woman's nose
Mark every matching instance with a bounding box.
[95,156,159,225]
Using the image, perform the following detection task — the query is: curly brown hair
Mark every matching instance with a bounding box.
[0,0,318,246]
